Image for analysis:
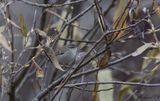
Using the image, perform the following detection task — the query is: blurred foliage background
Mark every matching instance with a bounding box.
[0,0,160,101]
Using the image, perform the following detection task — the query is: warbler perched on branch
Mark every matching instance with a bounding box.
[56,44,78,66]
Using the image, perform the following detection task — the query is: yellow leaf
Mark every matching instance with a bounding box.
[112,0,130,40]
[18,15,28,37]
[112,0,140,40]
[36,68,44,78]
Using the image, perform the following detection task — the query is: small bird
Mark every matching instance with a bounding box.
[56,44,78,66]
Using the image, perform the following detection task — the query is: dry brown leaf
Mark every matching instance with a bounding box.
[43,46,64,71]
[153,0,160,16]
[0,34,11,52]
[132,43,152,56]
[98,49,111,68]
[155,7,160,16]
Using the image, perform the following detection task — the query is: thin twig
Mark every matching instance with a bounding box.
[18,0,86,8]
[0,7,21,30]
[59,38,96,43]
[72,53,132,79]
[60,1,97,33]
[65,85,113,92]
[50,1,98,48]
[64,81,160,87]
[6,1,15,101]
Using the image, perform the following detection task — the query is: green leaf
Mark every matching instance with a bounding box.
[19,15,28,37]
[118,78,141,101]
[142,48,160,69]
[118,85,133,101]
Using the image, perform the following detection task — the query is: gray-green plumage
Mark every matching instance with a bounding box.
[57,45,78,66]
